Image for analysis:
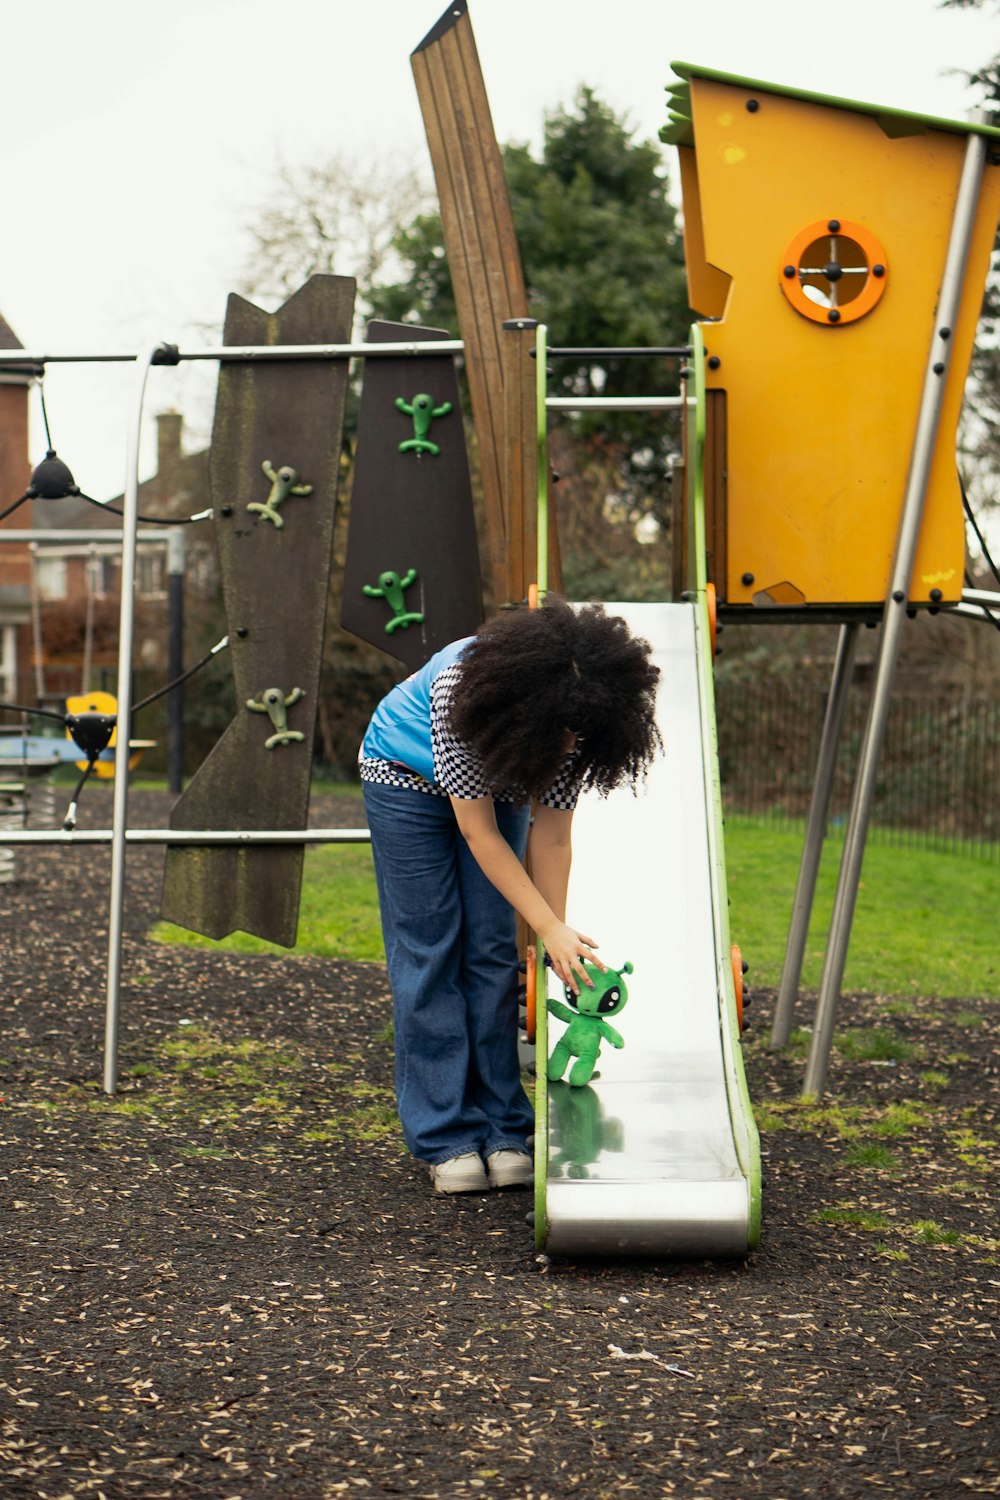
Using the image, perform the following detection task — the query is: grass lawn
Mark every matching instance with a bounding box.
[153,801,999,1001]
[725,815,999,1000]
[152,843,385,961]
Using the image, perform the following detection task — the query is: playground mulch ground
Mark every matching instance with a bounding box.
[0,786,997,1499]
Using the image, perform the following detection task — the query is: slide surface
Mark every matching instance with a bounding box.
[536,601,760,1257]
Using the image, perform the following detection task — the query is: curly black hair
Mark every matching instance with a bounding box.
[447,597,661,800]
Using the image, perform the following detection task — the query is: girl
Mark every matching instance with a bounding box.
[360,598,660,1194]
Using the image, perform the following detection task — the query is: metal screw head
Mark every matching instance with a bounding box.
[741,572,755,587]
[746,98,759,113]
[827,219,841,233]
[220,505,233,517]
[892,590,905,603]
[933,361,946,375]
[929,587,943,603]
[783,265,796,279]
[236,627,249,638]
[708,356,721,370]
[872,264,886,278]
[827,309,841,324]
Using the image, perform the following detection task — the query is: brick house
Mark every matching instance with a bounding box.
[0,308,214,717]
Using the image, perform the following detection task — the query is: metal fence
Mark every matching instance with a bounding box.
[715,679,999,859]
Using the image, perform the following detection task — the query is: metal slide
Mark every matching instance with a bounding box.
[534,599,761,1258]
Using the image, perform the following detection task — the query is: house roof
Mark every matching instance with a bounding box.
[0,311,23,351]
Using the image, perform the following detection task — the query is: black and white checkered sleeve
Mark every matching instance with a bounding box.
[537,757,585,812]
[430,664,492,799]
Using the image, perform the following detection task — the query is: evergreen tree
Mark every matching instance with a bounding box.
[374,88,691,600]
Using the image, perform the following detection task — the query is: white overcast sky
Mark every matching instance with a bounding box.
[1,0,997,499]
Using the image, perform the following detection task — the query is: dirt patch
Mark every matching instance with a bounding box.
[0,787,997,1497]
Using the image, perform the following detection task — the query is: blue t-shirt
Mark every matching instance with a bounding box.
[359,637,583,810]
[361,638,472,784]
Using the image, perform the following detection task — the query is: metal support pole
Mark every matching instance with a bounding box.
[103,345,159,1096]
[166,527,185,796]
[803,124,988,1098]
[771,622,859,1048]
[28,543,45,701]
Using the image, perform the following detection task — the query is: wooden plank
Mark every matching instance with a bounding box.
[412,0,531,607]
[341,320,482,668]
[160,274,355,946]
[414,42,506,586]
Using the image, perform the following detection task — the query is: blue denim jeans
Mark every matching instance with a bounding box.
[363,781,534,1164]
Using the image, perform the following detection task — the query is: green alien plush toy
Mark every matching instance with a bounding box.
[546,960,633,1087]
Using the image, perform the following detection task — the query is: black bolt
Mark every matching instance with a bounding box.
[892,590,905,603]
[824,261,843,282]
[551,471,561,483]
[828,309,841,323]
[236,626,249,638]
[708,355,721,370]
[928,606,940,616]
[783,265,796,278]
[741,572,755,587]
[930,587,943,602]
[872,264,886,278]
[939,327,951,340]
[933,361,945,375]
[220,505,233,517]
[906,607,917,619]
[828,219,841,233]
[746,98,759,113]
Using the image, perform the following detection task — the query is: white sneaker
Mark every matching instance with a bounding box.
[486,1150,533,1189]
[429,1152,488,1194]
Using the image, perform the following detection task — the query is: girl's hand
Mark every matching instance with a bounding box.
[540,920,604,995]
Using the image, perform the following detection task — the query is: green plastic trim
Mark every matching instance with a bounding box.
[536,324,549,599]
[533,938,549,1248]
[661,61,1000,147]
[687,320,762,1249]
[692,598,762,1249]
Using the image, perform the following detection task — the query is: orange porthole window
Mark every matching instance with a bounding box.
[779,218,888,326]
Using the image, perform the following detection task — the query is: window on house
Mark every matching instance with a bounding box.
[35,556,67,600]
[89,555,115,599]
[0,625,15,701]
[136,550,165,598]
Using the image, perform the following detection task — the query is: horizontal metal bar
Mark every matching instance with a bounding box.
[546,396,686,411]
[0,827,372,846]
[537,346,693,358]
[950,602,1000,623]
[0,341,464,368]
[0,530,174,543]
[962,588,1000,607]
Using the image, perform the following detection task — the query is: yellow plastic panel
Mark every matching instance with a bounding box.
[683,78,1000,607]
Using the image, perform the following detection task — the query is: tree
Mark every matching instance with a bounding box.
[943,0,1000,550]
[239,151,433,327]
[373,88,692,600]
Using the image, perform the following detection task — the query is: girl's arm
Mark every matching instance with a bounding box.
[527,802,573,925]
[449,795,599,993]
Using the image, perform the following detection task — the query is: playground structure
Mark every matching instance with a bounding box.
[1,0,999,1260]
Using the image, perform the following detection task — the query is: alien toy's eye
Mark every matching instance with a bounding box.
[564,984,575,1004]
[598,985,621,1013]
